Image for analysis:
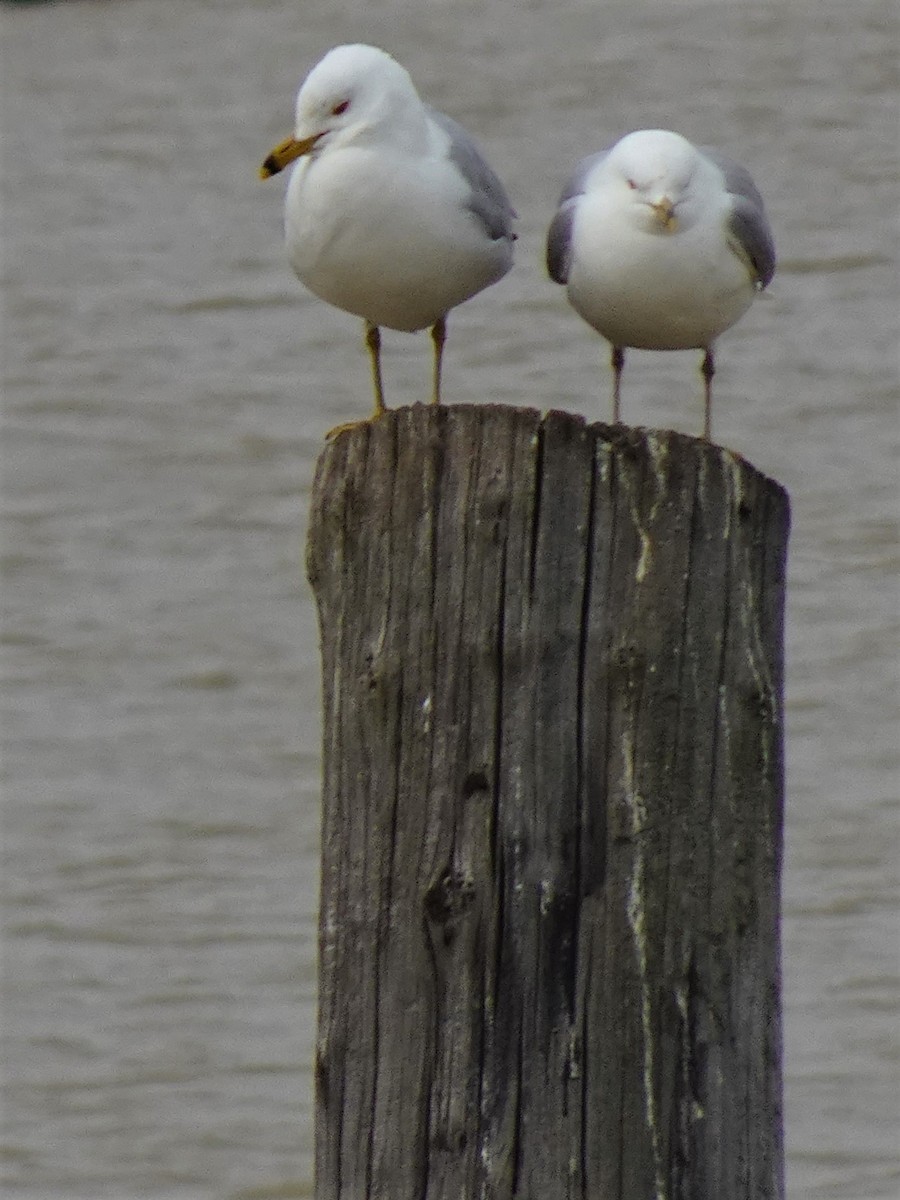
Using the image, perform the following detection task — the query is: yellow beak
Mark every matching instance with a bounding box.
[259,132,323,180]
[650,196,678,232]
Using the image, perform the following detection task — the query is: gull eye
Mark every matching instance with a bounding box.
[626,178,638,190]
[331,99,350,116]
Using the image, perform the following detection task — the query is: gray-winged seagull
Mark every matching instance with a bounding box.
[546,128,775,440]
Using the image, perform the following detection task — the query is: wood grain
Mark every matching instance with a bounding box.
[307,403,790,1200]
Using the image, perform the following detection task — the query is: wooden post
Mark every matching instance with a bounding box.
[306,403,789,1200]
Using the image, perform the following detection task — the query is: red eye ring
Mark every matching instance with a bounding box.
[331,99,350,116]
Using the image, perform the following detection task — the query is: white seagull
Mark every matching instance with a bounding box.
[546,129,775,440]
[261,44,516,426]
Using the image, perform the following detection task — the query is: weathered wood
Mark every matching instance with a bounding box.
[306,403,789,1200]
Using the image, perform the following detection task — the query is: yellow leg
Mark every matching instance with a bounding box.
[430,317,447,406]
[325,321,388,440]
[366,321,387,418]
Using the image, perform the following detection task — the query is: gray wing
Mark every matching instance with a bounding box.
[427,107,516,243]
[546,199,577,284]
[546,150,612,284]
[702,147,776,289]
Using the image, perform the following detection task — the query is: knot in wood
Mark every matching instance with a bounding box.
[423,869,476,931]
[462,769,490,798]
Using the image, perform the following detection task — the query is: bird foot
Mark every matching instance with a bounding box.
[325,419,367,441]
[325,410,387,441]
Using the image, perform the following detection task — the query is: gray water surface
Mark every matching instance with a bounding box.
[2,1,898,1197]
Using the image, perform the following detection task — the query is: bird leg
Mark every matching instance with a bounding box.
[611,345,625,424]
[324,321,387,440]
[365,320,387,419]
[430,317,447,406]
[700,348,715,441]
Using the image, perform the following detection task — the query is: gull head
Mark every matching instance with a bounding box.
[260,44,422,179]
[605,129,703,235]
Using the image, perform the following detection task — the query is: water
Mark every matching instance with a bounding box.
[1,0,897,1196]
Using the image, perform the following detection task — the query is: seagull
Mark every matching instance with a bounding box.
[260,44,516,426]
[546,129,775,440]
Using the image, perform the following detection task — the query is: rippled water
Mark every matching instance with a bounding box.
[1,1,897,1197]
